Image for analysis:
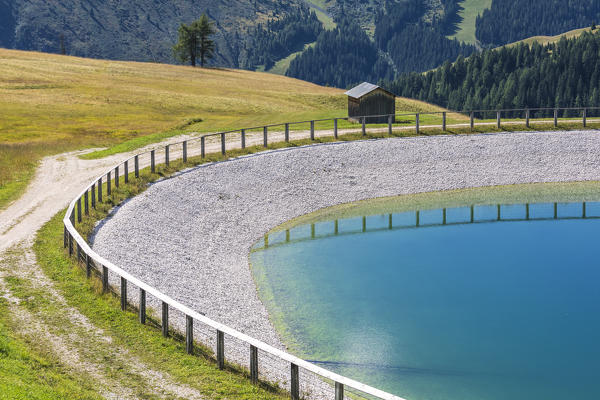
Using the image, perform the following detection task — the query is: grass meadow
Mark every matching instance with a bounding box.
[0,48,449,210]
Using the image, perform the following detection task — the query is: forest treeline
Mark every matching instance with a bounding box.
[286,19,393,88]
[286,0,474,87]
[387,31,600,111]
[476,0,600,47]
[242,6,322,70]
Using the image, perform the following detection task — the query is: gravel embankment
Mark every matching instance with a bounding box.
[91,130,600,397]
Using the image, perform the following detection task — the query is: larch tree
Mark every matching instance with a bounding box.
[173,13,216,67]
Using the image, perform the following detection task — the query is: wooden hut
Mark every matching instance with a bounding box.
[345,82,396,124]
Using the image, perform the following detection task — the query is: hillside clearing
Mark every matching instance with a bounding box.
[268,43,316,76]
[305,1,336,30]
[448,0,492,45]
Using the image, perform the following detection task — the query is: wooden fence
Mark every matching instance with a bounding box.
[63,106,599,400]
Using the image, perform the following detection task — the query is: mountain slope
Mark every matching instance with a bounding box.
[0,0,309,67]
[475,0,600,47]
[388,30,600,111]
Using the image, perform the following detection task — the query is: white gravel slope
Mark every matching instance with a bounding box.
[91,130,600,393]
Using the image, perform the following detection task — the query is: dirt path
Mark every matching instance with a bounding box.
[0,126,318,399]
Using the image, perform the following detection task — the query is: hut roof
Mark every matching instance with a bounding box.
[344,82,395,99]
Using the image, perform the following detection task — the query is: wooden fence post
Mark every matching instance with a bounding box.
[84,190,89,216]
[68,232,73,256]
[217,330,225,370]
[291,363,300,400]
[250,345,258,384]
[102,265,108,293]
[139,289,146,324]
[162,301,169,337]
[310,121,315,140]
[442,112,447,131]
[114,166,119,188]
[77,197,82,223]
[554,108,558,127]
[221,132,226,154]
[201,136,206,158]
[107,171,111,195]
[241,129,246,148]
[263,127,268,148]
[151,150,155,173]
[388,115,392,135]
[415,113,420,134]
[583,108,587,127]
[470,111,474,131]
[335,382,344,400]
[98,178,103,202]
[497,110,501,129]
[362,117,366,136]
[186,315,193,354]
[183,141,188,163]
[86,253,92,278]
[526,109,530,128]
[124,160,129,183]
[333,119,338,139]
[165,145,170,166]
[120,277,127,311]
[91,183,96,209]
[285,124,289,142]
[134,155,139,178]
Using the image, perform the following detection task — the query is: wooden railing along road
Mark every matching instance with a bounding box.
[63,106,599,400]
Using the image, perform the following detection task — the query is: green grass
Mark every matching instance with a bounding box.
[0,48,450,210]
[448,0,493,44]
[33,213,289,399]
[0,286,102,399]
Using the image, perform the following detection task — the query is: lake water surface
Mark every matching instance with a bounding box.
[250,186,600,400]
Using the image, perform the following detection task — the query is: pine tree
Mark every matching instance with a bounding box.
[196,14,216,67]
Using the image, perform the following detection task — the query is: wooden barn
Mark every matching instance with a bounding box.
[345,82,396,124]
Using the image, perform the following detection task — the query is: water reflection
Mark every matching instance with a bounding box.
[255,201,600,251]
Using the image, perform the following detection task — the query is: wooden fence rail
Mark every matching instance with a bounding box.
[63,106,599,400]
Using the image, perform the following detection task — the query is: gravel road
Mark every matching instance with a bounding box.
[90,130,600,397]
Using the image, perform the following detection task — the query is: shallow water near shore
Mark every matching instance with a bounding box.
[250,183,600,400]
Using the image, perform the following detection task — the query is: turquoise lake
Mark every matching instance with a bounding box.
[250,189,600,400]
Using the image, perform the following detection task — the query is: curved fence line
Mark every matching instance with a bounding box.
[63,106,598,400]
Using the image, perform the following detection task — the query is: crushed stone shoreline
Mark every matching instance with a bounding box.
[91,130,600,397]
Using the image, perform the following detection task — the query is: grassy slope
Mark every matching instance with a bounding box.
[0,296,102,400]
[0,48,449,210]
[448,0,492,44]
[504,26,598,47]
[31,214,287,399]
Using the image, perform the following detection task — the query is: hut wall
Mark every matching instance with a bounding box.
[348,88,395,124]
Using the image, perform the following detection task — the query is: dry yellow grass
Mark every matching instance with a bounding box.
[505,26,598,48]
[0,48,450,209]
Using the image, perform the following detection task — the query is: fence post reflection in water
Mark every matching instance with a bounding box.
[256,201,600,251]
